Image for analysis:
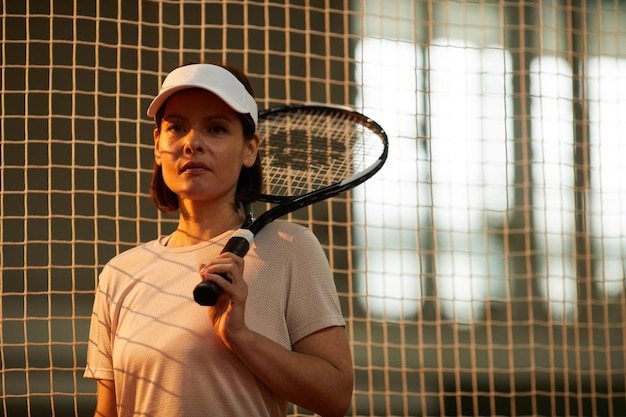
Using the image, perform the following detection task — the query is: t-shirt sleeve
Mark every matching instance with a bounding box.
[285,228,346,344]
[83,267,115,381]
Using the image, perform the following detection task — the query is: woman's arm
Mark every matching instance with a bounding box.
[94,379,117,417]
[228,325,354,417]
[203,252,354,416]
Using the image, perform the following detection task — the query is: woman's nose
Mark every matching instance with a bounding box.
[183,132,204,154]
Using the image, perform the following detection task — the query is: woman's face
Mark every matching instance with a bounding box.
[153,88,258,206]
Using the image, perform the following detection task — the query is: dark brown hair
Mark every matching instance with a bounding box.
[150,63,262,214]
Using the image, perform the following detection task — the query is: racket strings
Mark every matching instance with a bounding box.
[258,111,384,197]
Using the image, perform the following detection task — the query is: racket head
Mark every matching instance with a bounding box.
[256,104,389,204]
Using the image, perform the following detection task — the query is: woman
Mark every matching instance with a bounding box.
[84,63,354,416]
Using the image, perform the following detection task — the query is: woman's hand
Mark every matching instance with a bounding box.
[198,253,250,349]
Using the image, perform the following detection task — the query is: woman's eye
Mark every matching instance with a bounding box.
[208,125,227,134]
[166,124,184,134]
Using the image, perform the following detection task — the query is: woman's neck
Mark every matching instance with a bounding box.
[166,201,244,247]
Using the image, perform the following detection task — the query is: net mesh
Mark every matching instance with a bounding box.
[2,1,626,416]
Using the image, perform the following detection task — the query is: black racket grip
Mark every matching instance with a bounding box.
[193,231,253,306]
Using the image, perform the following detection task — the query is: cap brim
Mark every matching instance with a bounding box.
[146,64,258,128]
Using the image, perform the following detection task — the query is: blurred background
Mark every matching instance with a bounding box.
[2,0,626,415]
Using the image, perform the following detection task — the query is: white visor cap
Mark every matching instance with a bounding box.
[147,64,258,128]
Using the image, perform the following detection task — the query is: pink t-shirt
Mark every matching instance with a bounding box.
[84,221,345,416]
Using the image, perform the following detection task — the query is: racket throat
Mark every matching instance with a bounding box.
[223,228,255,257]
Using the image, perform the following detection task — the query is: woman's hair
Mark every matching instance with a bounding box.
[150,63,263,214]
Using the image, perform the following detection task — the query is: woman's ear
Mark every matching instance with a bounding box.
[153,128,162,166]
[242,133,260,168]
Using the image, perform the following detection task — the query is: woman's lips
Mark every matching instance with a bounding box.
[181,161,210,174]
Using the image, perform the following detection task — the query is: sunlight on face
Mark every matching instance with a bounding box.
[154,89,256,205]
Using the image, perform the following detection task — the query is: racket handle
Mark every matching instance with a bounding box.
[193,229,254,306]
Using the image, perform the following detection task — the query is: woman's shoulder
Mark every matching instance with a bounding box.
[252,221,325,255]
[255,221,314,241]
[103,239,163,268]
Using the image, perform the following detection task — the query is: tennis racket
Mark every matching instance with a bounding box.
[193,104,389,306]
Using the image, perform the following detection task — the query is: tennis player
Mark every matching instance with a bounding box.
[84,63,353,416]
